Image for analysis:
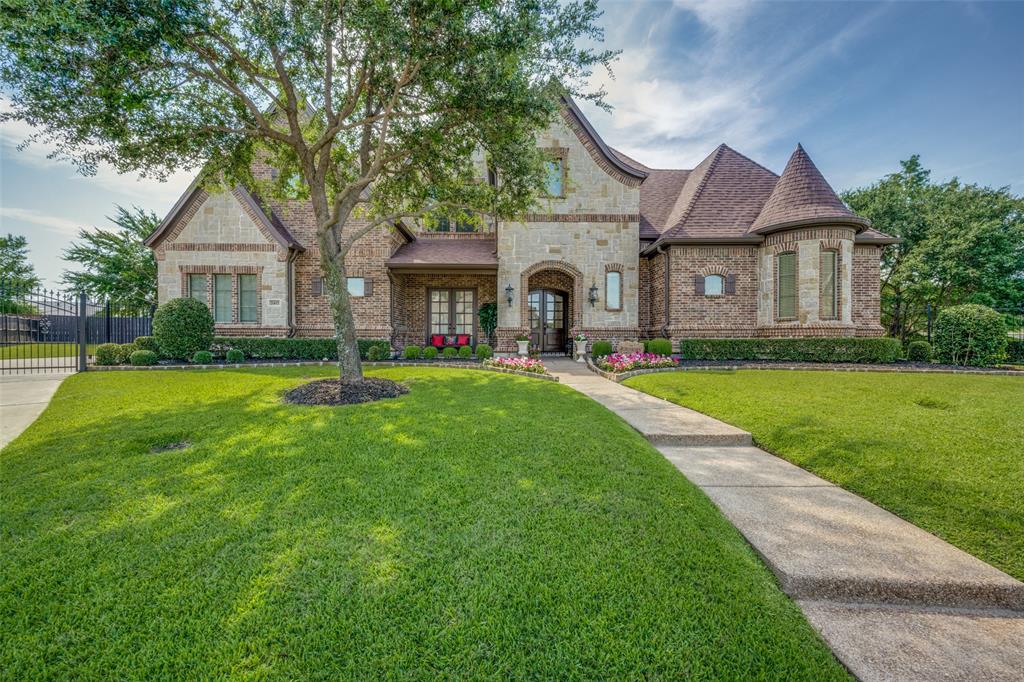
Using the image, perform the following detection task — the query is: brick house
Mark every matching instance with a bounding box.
[145,96,896,353]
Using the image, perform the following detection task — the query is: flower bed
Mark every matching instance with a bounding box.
[597,352,678,373]
[483,357,548,374]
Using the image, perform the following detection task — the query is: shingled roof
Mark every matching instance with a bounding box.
[749,144,869,234]
[386,237,498,269]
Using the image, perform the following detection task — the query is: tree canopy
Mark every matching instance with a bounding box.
[0,233,41,313]
[1,0,613,379]
[842,156,1024,339]
[61,206,159,312]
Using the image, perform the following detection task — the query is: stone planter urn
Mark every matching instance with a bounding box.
[516,340,530,356]
[574,339,587,363]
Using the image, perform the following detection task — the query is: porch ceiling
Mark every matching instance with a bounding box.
[386,237,498,270]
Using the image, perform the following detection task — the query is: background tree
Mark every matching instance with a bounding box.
[0,234,41,313]
[842,156,1024,339]
[0,0,613,381]
[61,205,159,312]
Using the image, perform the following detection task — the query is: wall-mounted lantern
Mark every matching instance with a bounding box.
[506,283,515,306]
[588,283,599,307]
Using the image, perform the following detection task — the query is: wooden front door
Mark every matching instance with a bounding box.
[528,289,567,352]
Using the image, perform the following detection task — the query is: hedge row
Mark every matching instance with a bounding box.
[1007,338,1024,364]
[211,337,389,361]
[678,337,902,364]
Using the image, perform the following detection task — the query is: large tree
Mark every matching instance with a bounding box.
[842,156,1024,339]
[0,233,40,314]
[61,205,159,312]
[0,0,613,381]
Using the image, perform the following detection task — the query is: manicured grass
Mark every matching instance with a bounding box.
[625,370,1024,580]
[0,343,97,360]
[1,367,846,679]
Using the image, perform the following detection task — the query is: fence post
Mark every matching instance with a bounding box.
[78,292,88,372]
[105,299,111,343]
[926,303,932,344]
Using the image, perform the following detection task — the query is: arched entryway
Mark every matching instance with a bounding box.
[528,288,568,351]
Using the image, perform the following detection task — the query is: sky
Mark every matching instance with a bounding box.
[1,0,1022,286]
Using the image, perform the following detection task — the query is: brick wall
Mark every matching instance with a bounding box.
[392,273,497,346]
[665,245,759,338]
[852,245,884,335]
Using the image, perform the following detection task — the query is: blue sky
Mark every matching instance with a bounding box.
[1,0,1022,286]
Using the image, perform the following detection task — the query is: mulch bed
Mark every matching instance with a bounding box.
[283,378,409,406]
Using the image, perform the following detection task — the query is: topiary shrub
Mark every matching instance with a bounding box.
[152,298,214,360]
[94,343,121,366]
[591,340,613,358]
[458,345,473,359]
[129,350,158,366]
[192,350,213,364]
[645,338,673,356]
[932,304,1007,367]
[422,346,438,360]
[403,345,422,360]
[115,343,139,365]
[133,336,159,353]
[906,340,931,362]
[475,344,493,360]
[367,344,390,361]
[442,346,458,360]
[225,348,245,363]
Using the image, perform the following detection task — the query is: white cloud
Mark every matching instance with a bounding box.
[671,0,754,36]
[0,206,83,236]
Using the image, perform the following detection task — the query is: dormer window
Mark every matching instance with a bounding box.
[544,158,564,197]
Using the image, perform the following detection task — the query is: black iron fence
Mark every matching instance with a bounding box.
[921,303,1023,343]
[0,281,153,374]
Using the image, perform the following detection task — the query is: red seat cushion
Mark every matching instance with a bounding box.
[456,334,470,347]
[430,334,445,347]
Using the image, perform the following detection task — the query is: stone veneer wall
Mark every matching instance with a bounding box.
[391,273,497,347]
[495,115,642,350]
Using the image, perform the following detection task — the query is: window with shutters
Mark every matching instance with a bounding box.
[776,252,797,320]
[704,274,724,296]
[239,274,257,323]
[605,270,622,311]
[213,274,232,323]
[820,250,838,320]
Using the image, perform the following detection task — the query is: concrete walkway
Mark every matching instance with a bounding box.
[0,373,72,448]
[547,359,1024,681]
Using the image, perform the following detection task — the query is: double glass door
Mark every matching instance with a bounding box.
[528,289,566,352]
[429,289,475,340]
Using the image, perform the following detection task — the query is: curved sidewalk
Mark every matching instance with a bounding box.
[0,373,71,449]
[547,359,1024,681]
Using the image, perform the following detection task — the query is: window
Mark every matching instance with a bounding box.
[347,277,365,297]
[605,270,622,311]
[435,216,476,233]
[821,250,838,320]
[487,165,497,187]
[777,252,797,319]
[704,274,725,296]
[213,274,232,323]
[429,289,475,338]
[239,274,257,323]
[544,158,564,197]
[188,274,207,306]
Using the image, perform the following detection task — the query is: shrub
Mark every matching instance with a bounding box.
[598,352,678,373]
[152,298,214,360]
[906,340,931,362]
[115,343,138,365]
[367,344,390,361]
[403,345,422,360]
[422,346,439,360]
[458,345,473,359]
[442,346,458,360]
[644,338,673,356]
[94,343,121,366]
[208,337,390,361]
[1007,338,1024,364]
[475,343,493,360]
[932,304,1007,367]
[225,348,245,363]
[677,337,903,364]
[591,340,613,358]
[133,335,160,353]
[192,350,214,364]
[129,350,158,366]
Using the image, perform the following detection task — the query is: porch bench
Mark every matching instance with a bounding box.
[429,334,473,349]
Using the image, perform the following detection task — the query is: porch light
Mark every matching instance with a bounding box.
[506,283,515,306]
[588,283,599,306]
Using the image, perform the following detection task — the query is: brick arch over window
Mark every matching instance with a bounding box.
[520,260,584,328]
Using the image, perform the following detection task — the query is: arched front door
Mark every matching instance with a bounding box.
[528,289,567,352]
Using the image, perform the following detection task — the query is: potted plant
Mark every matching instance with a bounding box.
[573,332,588,363]
[515,334,530,356]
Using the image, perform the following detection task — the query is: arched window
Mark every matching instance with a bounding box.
[704,274,725,296]
[605,270,622,311]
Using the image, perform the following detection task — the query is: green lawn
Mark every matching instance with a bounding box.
[0,343,97,360]
[624,370,1024,580]
[0,367,845,680]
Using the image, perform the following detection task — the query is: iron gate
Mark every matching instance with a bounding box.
[0,282,153,374]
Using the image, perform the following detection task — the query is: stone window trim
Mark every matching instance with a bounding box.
[540,146,569,199]
[774,251,798,322]
[604,264,623,312]
[819,247,840,321]
[519,259,584,328]
[179,265,263,325]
